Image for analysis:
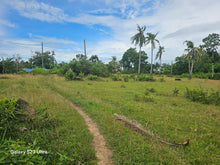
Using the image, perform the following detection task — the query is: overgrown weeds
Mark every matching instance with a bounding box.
[185,87,220,105]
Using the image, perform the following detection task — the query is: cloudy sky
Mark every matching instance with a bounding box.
[0,0,220,63]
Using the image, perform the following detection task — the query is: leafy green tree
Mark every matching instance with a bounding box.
[120,48,148,73]
[184,40,204,79]
[29,51,56,69]
[155,46,165,76]
[145,32,160,76]
[131,24,146,74]
[89,55,99,63]
[173,56,188,75]
[108,56,120,73]
[0,57,16,74]
[201,33,220,77]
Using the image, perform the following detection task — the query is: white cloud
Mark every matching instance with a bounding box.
[0,36,78,62]
[1,0,220,63]
[5,0,67,23]
[0,19,16,28]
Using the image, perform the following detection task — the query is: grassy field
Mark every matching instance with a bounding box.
[1,74,219,164]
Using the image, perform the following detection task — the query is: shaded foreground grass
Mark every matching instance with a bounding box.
[1,74,220,164]
[0,74,96,164]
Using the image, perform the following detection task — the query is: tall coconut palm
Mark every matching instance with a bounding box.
[184,40,204,80]
[155,46,165,76]
[145,32,160,76]
[131,24,146,74]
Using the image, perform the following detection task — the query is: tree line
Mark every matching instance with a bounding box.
[0,26,219,79]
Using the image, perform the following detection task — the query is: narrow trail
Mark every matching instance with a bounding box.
[56,93,114,165]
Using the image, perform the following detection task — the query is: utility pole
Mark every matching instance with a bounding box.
[84,40,87,59]
[212,51,214,78]
[41,42,44,68]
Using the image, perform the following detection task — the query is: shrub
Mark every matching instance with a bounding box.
[138,75,156,81]
[111,74,121,81]
[18,70,28,74]
[87,74,98,81]
[145,88,156,95]
[213,73,220,80]
[50,67,58,74]
[65,69,76,80]
[185,87,220,105]
[129,74,136,80]
[79,72,84,78]
[123,75,129,82]
[32,68,49,75]
[173,88,179,96]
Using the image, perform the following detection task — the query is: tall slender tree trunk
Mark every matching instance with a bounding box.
[189,60,194,80]
[159,58,161,76]
[188,60,190,78]
[150,45,153,76]
[138,46,141,75]
[171,61,173,75]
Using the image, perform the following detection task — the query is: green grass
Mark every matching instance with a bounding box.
[1,74,220,164]
[0,74,96,164]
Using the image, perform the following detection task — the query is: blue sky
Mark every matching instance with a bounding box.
[0,0,220,63]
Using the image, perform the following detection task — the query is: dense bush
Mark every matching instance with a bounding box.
[87,74,99,81]
[32,68,49,75]
[138,75,156,81]
[123,75,129,82]
[111,74,121,81]
[18,70,28,74]
[185,88,220,105]
[65,69,76,80]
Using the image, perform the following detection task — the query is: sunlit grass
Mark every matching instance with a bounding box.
[1,74,219,164]
[0,74,96,164]
[46,75,220,164]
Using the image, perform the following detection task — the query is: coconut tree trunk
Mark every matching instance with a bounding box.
[189,60,194,80]
[138,46,141,75]
[159,58,161,76]
[150,45,153,76]
[188,60,190,77]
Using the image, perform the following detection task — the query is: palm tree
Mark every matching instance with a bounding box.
[131,24,146,74]
[184,40,204,80]
[155,46,165,76]
[145,32,160,76]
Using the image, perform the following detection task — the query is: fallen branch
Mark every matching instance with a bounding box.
[114,113,189,146]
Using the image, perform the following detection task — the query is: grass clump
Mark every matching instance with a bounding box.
[134,94,154,102]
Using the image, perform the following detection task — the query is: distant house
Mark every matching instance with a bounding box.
[22,69,33,72]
